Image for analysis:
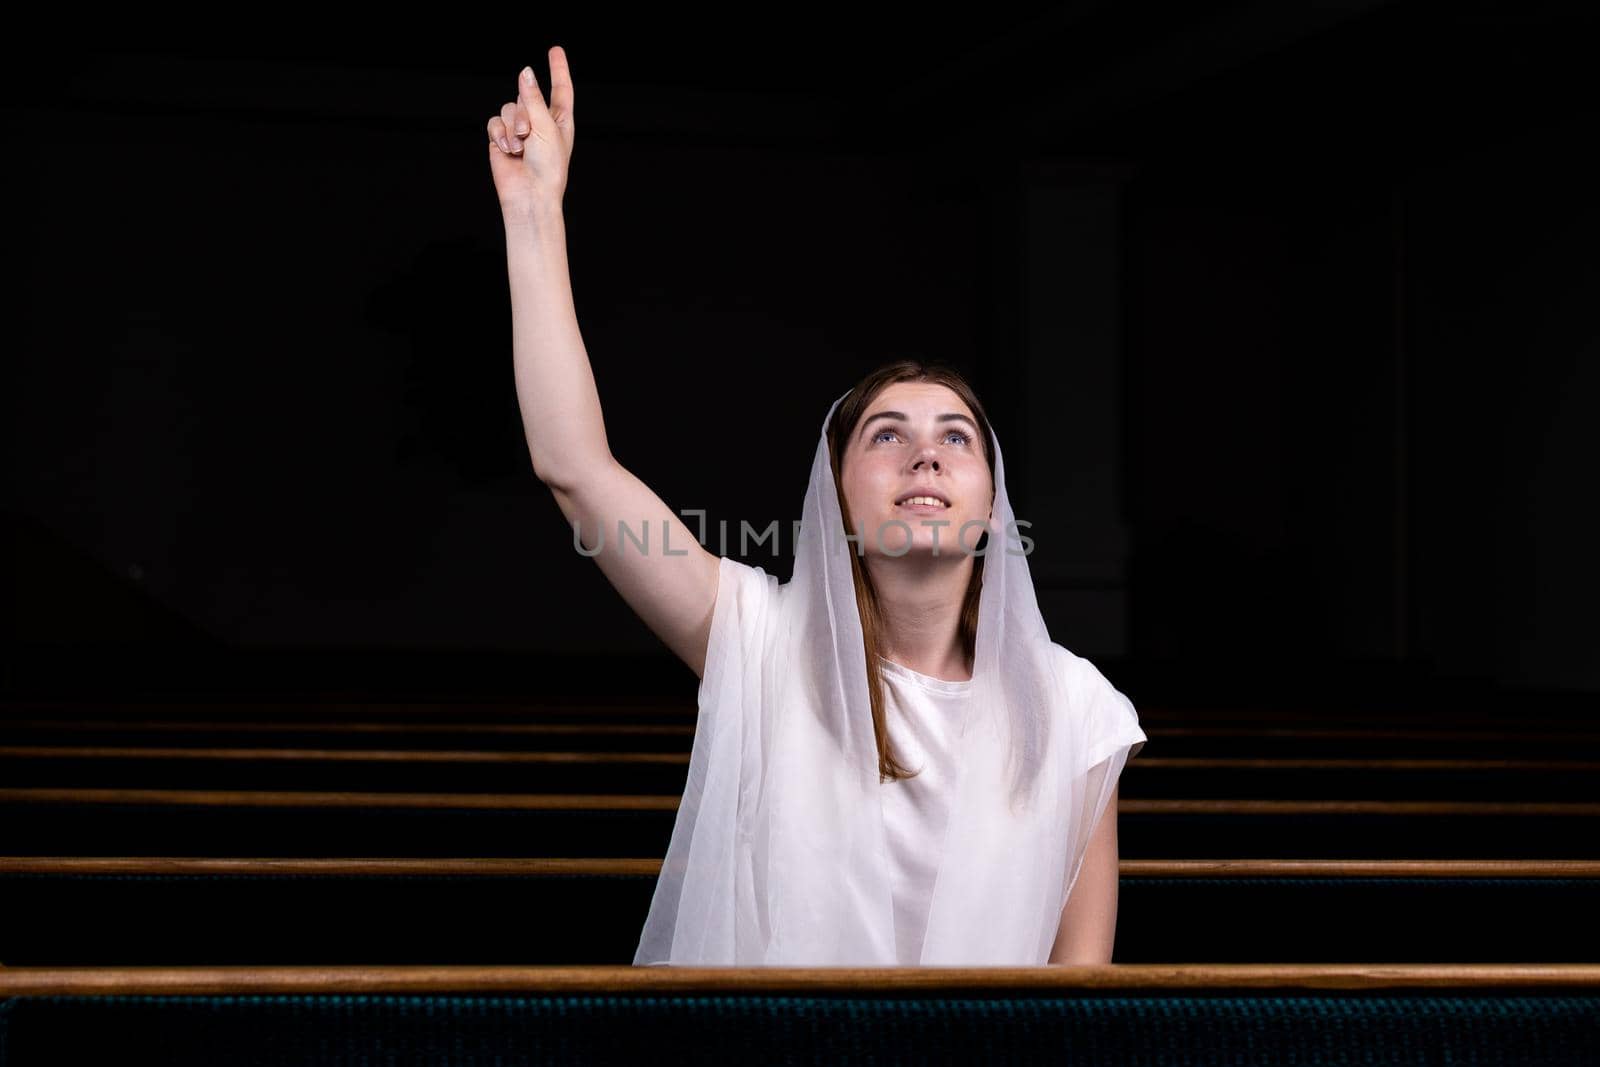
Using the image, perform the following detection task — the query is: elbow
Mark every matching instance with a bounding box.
[534,463,572,495]
[534,452,614,496]
[529,452,573,493]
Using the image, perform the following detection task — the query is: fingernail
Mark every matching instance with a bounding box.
[521,66,533,84]
[498,136,510,152]
[515,121,527,135]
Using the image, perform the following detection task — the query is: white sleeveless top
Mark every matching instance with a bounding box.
[875,654,975,965]
[635,551,1149,966]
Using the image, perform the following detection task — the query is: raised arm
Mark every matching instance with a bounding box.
[486,50,720,679]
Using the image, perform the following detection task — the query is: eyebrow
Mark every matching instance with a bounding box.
[859,410,980,441]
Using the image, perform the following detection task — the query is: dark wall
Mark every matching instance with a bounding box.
[1110,1,1598,697]
[4,2,1594,702]
[1404,114,1599,691]
[0,113,1002,694]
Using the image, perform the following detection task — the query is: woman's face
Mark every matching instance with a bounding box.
[838,381,994,560]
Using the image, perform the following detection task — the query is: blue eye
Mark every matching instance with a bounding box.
[871,428,972,445]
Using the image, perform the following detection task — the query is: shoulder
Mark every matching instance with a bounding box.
[1047,642,1146,765]
[1045,642,1101,694]
[717,555,782,602]
[1046,642,1123,695]
[699,558,786,695]
[1046,643,1142,732]
[711,556,785,632]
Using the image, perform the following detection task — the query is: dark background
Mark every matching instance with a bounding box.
[4,1,1595,713]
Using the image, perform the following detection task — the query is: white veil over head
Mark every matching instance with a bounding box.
[635,386,1146,966]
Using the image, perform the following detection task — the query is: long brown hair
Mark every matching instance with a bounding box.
[826,361,998,784]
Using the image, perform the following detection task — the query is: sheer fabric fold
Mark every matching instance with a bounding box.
[634,390,1146,966]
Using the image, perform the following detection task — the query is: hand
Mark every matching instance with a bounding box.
[486,47,575,215]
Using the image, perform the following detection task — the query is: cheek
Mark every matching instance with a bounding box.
[845,464,892,507]
[965,472,995,522]
[841,471,877,519]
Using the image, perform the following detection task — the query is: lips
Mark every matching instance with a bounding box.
[894,489,951,507]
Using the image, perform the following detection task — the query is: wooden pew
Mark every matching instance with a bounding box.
[2,744,1598,800]
[3,696,1592,1061]
[2,964,1597,1064]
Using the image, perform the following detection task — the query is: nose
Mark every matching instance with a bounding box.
[911,454,940,472]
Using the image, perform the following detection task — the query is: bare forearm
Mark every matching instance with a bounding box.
[1049,790,1121,965]
[505,205,610,490]
[1050,865,1117,964]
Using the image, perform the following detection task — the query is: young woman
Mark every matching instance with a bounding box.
[486,50,1146,966]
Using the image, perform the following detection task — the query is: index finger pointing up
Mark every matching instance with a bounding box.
[547,46,573,118]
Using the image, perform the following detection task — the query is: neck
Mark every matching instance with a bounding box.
[864,552,974,682]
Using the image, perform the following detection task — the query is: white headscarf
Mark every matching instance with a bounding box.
[635,387,1147,965]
